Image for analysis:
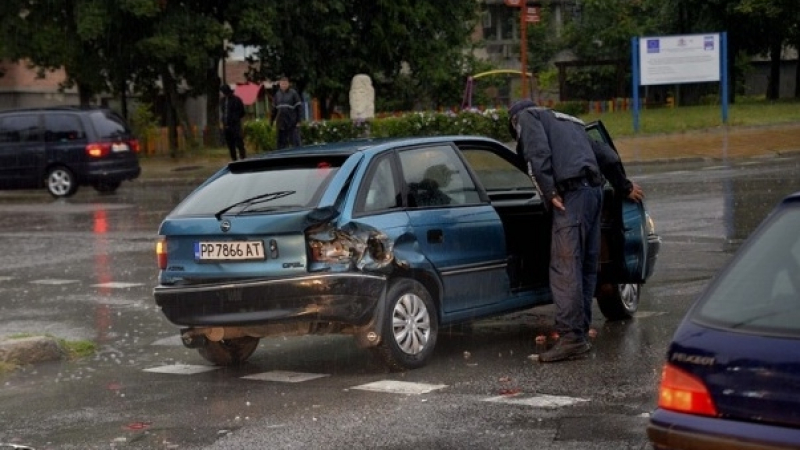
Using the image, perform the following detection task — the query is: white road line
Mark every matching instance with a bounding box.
[633,311,667,318]
[351,380,448,395]
[241,371,330,383]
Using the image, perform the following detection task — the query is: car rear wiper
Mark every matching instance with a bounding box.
[214,190,296,220]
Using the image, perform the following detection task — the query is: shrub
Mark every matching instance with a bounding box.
[243,107,516,150]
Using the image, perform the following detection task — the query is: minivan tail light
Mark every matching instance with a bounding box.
[130,139,141,153]
[86,143,111,158]
[658,363,718,416]
[156,237,168,270]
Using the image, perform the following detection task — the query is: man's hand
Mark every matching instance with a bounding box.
[551,195,565,212]
[627,182,644,202]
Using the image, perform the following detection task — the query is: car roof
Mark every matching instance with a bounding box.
[252,135,504,160]
[781,190,800,204]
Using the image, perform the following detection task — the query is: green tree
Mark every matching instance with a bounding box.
[250,0,480,118]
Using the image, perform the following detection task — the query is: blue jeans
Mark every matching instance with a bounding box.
[549,183,603,340]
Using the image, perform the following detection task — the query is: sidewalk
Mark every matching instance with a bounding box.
[614,121,800,163]
[138,122,800,181]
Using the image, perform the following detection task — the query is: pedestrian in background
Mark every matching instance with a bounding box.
[270,76,303,149]
[220,84,247,161]
[508,99,644,363]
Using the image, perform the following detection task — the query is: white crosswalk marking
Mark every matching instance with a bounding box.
[242,371,330,383]
[633,311,667,318]
[150,336,183,346]
[91,282,144,289]
[30,279,80,285]
[351,380,447,395]
[484,393,589,407]
[0,276,14,282]
[144,364,220,375]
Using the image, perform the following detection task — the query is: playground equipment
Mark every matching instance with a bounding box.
[461,69,535,109]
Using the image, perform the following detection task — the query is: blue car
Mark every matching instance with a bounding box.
[648,191,800,449]
[154,121,660,370]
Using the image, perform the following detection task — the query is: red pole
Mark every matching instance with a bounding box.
[520,0,528,99]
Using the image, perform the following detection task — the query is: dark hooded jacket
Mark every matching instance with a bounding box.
[271,88,303,131]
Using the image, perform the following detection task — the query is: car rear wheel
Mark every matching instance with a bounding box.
[47,166,78,198]
[596,283,640,321]
[197,337,259,366]
[94,181,121,194]
[373,278,438,371]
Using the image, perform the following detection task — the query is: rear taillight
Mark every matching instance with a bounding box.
[156,238,168,270]
[657,363,718,416]
[130,139,141,153]
[86,142,111,158]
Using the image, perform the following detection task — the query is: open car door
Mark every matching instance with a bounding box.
[586,120,655,319]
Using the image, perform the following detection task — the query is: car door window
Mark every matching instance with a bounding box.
[461,148,533,193]
[0,115,42,143]
[356,155,399,213]
[45,114,86,142]
[399,145,480,208]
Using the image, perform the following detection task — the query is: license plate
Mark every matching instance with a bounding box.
[194,241,265,261]
[111,143,129,153]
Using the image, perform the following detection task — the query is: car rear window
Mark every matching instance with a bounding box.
[168,156,347,216]
[89,110,131,140]
[693,206,800,336]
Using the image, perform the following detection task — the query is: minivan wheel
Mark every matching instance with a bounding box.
[373,278,438,371]
[197,337,259,366]
[94,181,121,194]
[596,283,640,321]
[47,166,78,198]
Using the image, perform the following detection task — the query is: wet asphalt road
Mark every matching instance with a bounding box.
[1,154,800,450]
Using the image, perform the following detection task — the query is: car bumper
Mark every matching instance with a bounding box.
[154,272,387,327]
[648,408,800,450]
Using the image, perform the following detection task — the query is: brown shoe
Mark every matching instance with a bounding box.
[538,336,591,363]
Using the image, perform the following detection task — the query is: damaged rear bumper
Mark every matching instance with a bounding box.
[154,272,387,327]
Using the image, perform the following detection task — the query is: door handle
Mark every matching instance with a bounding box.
[427,229,444,244]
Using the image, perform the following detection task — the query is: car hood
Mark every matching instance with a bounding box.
[669,320,800,428]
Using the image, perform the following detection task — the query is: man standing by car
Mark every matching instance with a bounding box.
[220,84,247,161]
[508,99,644,363]
[270,76,303,149]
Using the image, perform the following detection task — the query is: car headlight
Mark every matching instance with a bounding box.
[645,212,656,236]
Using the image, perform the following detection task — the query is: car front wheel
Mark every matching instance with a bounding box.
[596,283,640,320]
[197,337,259,366]
[373,278,438,371]
[47,166,78,198]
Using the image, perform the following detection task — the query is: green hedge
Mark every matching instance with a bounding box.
[243,108,512,153]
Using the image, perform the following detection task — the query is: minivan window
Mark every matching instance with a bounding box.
[694,207,800,336]
[44,114,86,142]
[89,110,129,139]
[0,115,42,143]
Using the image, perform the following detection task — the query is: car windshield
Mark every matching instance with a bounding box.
[168,157,344,216]
[693,206,800,336]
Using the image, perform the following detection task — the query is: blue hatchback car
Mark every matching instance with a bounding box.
[154,121,660,370]
[648,191,800,449]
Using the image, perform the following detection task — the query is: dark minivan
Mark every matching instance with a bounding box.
[0,106,141,197]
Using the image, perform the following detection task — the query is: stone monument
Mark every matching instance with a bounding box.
[349,74,375,120]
